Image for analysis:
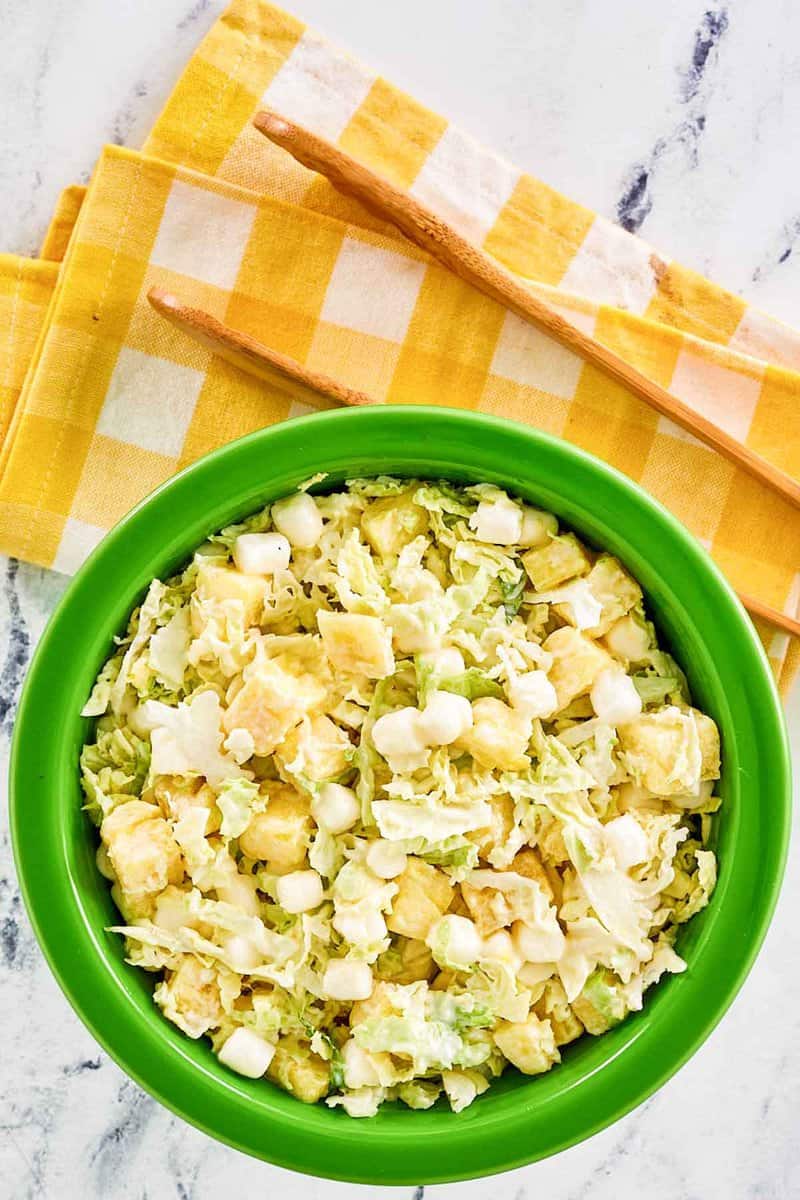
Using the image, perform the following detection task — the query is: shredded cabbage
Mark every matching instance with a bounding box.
[81,477,721,1117]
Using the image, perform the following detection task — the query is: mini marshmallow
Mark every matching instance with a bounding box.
[312,782,360,834]
[590,668,642,726]
[323,959,374,1001]
[508,670,558,719]
[276,870,324,914]
[427,914,483,968]
[342,1039,382,1089]
[519,507,558,548]
[371,707,429,771]
[604,814,649,870]
[332,906,387,945]
[417,646,466,677]
[366,839,408,879]
[418,690,473,746]
[218,1027,275,1078]
[469,499,523,545]
[233,532,290,576]
[271,493,323,549]
[223,934,263,973]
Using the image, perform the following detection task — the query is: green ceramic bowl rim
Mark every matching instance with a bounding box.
[10,406,791,1184]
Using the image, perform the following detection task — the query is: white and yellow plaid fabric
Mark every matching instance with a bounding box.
[0,0,798,691]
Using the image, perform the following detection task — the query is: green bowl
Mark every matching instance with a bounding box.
[10,407,790,1184]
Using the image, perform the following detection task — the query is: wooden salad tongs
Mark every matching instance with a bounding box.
[146,109,800,639]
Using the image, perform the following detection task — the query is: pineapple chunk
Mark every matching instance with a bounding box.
[533,979,584,1046]
[222,657,325,756]
[238,783,311,871]
[447,885,473,918]
[196,561,266,627]
[152,774,197,818]
[522,533,591,591]
[424,543,449,589]
[317,611,395,679]
[349,982,423,1091]
[618,706,702,796]
[267,1035,330,1102]
[690,708,721,780]
[537,815,570,867]
[153,776,219,830]
[350,980,397,1027]
[557,554,642,636]
[157,954,223,1039]
[153,884,201,934]
[543,626,613,710]
[468,793,515,862]
[493,1014,560,1075]
[101,800,184,899]
[460,698,531,771]
[386,857,454,940]
[460,870,542,936]
[510,849,555,904]
[360,491,428,559]
[275,714,351,781]
[111,882,156,923]
[570,996,606,1035]
[213,856,261,916]
[348,982,426,1090]
[460,880,512,936]
[602,612,652,664]
[375,936,435,985]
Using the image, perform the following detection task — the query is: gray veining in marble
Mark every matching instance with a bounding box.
[1,1,799,1197]
[616,6,731,233]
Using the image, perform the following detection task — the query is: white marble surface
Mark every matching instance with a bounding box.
[1,1,799,1196]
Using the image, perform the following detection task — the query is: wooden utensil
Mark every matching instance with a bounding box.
[737,592,800,639]
[148,288,800,642]
[252,109,800,516]
[148,288,373,407]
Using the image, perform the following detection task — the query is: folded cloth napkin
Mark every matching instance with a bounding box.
[0,0,797,693]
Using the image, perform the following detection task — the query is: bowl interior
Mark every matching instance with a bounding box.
[11,407,789,1184]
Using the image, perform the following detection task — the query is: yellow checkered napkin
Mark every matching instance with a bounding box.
[0,255,58,447]
[0,0,798,695]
